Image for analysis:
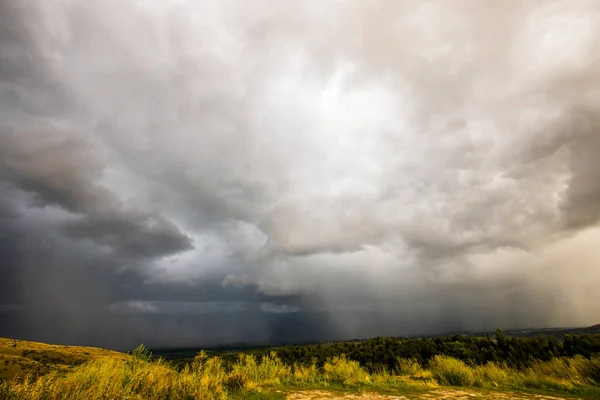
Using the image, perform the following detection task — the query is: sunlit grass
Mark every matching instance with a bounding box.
[1,341,599,399]
[0,337,127,381]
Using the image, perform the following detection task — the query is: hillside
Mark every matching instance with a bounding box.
[398,324,600,340]
[0,337,127,381]
[500,324,600,339]
[1,337,600,399]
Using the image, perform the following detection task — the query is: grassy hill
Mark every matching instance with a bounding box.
[0,337,127,381]
[1,336,599,399]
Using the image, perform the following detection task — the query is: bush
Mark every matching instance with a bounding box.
[184,352,228,398]
[517,373,575,392]
[576,355,600,384]
[396,358,424,376]
[292,359,319,384]
[226,352,291,392]
[323,355,369,386]
[473,362,510,388]
[256,352,292,385]
[429,355,475,386]
[529,357,582,382]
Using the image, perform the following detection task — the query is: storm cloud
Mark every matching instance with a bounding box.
[1,0,600,350]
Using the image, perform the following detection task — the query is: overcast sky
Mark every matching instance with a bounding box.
[1,0,600,350]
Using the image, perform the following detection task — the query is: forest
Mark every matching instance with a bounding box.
[198,331,600,373]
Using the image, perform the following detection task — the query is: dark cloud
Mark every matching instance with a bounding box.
[62,213,193,259]
[1,0,600,349]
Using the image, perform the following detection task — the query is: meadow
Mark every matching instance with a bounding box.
[1,336,600,399]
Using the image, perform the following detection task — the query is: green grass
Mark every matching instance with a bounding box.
[1,337,599,399]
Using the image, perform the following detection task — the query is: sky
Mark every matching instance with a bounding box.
[1,0,600,350]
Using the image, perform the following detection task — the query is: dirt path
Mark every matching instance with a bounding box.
[286,389,579,400]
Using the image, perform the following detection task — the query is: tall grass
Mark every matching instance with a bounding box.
[322,355,370,386]
[1,349,599,399]
[429,354,600,392]
[429,355,475,386]
[291,358,319,384]
[227,352,291,391]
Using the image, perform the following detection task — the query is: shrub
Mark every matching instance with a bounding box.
[292,359,319,384]
[517,373,575,392]
[130,344,153,363]
[396,358,424,376]
[576,355,600,384]
[225,352,291,392]
[256,352,292,384]
[184,352,228,398]
[429,355,475,386]
[472,362,510,388]
[529,357,581,381]
[323,355,369,386]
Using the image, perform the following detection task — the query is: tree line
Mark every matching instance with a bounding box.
[215,331,600,372]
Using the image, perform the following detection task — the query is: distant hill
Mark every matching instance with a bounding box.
[0,337,127,381]
[448,324,600,340]
[395,324,600,341]
[497,324,600,339]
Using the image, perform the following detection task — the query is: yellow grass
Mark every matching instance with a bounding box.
[1,338,599,399]
[0,337,126,381]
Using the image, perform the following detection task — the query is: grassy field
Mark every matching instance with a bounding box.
[1,338,599,399]
[0,337,127,381]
